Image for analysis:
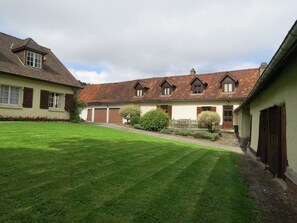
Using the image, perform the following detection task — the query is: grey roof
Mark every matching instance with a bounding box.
[0,32,81,88]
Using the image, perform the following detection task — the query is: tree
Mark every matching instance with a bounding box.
[197,111,220,133]
[119,105,141,123]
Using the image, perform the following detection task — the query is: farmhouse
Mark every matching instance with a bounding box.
[0,32,81,120]
[235,21,297,192]
[78,67,262,129]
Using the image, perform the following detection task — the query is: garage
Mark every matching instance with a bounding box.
[109,108,122,124]
[94,108,107,123]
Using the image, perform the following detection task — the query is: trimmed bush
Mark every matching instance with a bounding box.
[133,124,144,130]
[160,128,173,134]
[175,129,195,136]
[130,115,140,126]
[193,131,220,141]
[197,111,220,133]
[139,109,169,131]
[119,105,141,123]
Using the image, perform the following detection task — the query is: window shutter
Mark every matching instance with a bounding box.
[23,87,33,108]
[65,94,74,111]
[40,90,49,109]
[167,105,172,119]
[197,107,203,115]
[211,107,217,112]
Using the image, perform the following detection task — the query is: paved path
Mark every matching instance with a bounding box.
[97,123,243,154]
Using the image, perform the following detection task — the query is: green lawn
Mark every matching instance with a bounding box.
[0,122,259,223]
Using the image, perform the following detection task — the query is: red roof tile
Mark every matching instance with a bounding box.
[77,68,260,104]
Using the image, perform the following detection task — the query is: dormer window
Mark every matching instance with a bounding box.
[163,87,171,95]
[136,89,143,97]
[160,79,175,96]
[223,83,233,92]
[134,81,148,97]
[189,76,207,94]
[220,74,238,93]
[26,51,42,69]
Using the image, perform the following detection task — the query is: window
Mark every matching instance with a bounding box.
[136,89,143,97]
[194,85,203,94]
[48,92,62,109]
[0,85,20,105]
[202,106,211,111]
[163,87,171,95]
[223,83,233,92]
[26,51,42,69]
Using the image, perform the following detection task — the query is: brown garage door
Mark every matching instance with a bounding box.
[94,108,107,123]
[109,108,122,124]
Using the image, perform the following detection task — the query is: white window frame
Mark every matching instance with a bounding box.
[26,51,42,69]
[163,87,171,95]
[223,83,233,93]
[0,85,21,106]
[48,92,63,109]
[136,89,143,97]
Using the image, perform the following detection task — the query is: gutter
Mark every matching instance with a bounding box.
[234,20,297,112]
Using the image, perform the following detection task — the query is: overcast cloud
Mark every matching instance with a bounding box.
[0,0,296,83]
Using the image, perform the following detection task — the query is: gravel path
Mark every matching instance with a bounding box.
[98,123,243,153]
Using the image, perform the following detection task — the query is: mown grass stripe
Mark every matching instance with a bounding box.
[132,150,224,223]
[189,153,260,223]
[80,150,209,223]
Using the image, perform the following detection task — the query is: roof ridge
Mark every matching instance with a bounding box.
[198,67,259,76]
[86,67,259,86]
[0,32,23,41]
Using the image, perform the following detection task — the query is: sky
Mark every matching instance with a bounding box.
[0,0,296,84]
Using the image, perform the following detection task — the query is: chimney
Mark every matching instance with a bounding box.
[259,62,267,75]
[190,68,196,75]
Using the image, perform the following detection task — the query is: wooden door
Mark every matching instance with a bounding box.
[109,108,122,124]
[159,105,172,119]
[223,105,233,129]
[280,106,288,179]
[94,108,107,123]
[257,106,287,179]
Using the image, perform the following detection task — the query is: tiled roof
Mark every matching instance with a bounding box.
[0,32,81,88]
[77,68,260,104]
[11,38,48,55]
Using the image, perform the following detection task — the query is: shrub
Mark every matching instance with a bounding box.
[197,111,220,133]
[130,115,140,126]
[119,105,141,123]
[133,124,144,130]
[193,131,220,141]
[160,128,173,134]
[175,129,195,136]
[139,109,169,131]
[69,99,87,123]
[0,115,68,122]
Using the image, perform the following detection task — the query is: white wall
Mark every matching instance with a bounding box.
[82,101,241,126]
[140,105,156,115]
